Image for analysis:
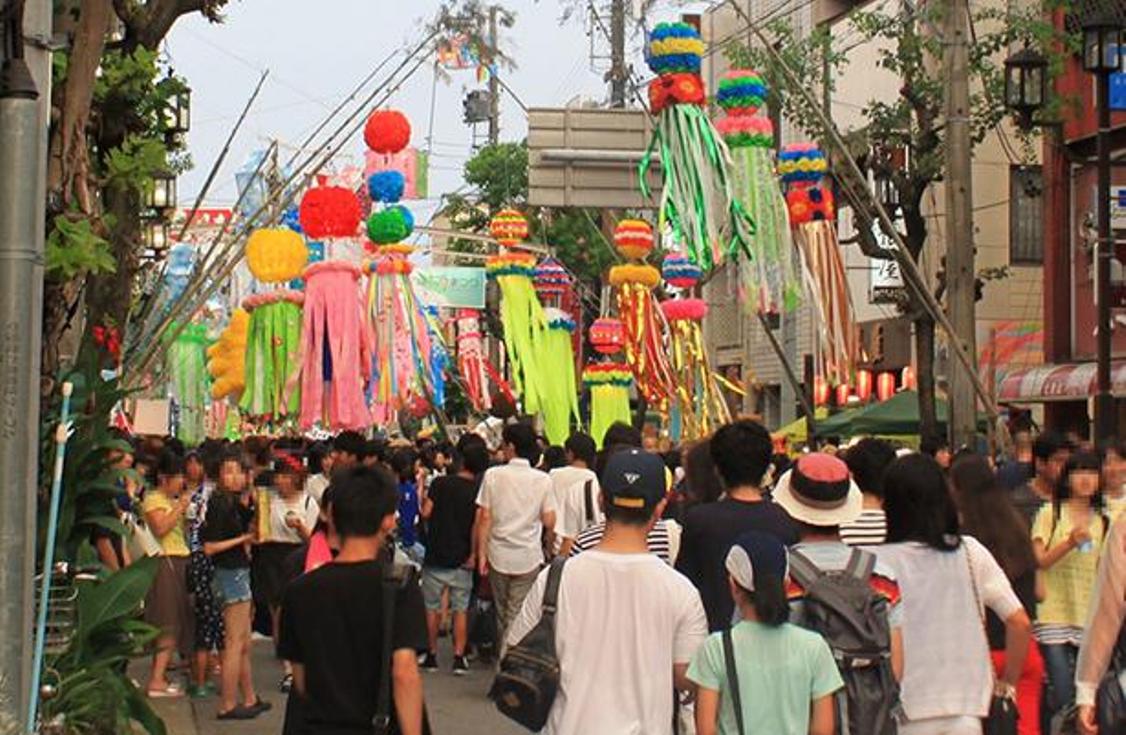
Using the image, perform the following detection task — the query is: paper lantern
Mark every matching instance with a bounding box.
[366,205,414,245]
[364,109,411,154]
[778,143,828,187]
[662,253,702,290]
[533,258,572,300]
[589,317,625,355]
[835,383,851,407]
[714,115,774,149]
[877,371,896,402]
[489,208,529,247]
[856,369,873,402]
[298,186,361,239]
[901,366,917,391]
[813,376,830,407]
[613,219,655,261]
[716,69,766,116]
[246,228,308,283]
[368,171,405,203]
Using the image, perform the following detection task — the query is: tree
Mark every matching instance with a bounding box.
[41,0,229,391]
[730,2,1068,442]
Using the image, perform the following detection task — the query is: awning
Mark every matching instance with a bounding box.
[997,361,1126,403]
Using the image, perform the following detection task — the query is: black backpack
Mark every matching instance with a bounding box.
[789,549,900,735]
[489,557,565,731]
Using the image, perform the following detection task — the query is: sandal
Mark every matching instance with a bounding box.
[217,705,258,720]
[249,697,272,714]
[147,683,184,698]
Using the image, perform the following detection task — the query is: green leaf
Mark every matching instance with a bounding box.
[123,678,167,735]
[76,556,158,641]
[45,214,116,280]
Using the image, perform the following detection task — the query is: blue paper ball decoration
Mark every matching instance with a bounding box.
[368,171,406,204]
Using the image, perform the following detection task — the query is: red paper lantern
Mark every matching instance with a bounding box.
[364,110,411,155]
[613,219,654,261]
[901,366,917,391]
[855,369,873,402]
[876,371,896,402]
[298,186,362,239]
[813,376,830,407]
[835,383,851,407]
[490,208,529,247]
[589,317,625,355]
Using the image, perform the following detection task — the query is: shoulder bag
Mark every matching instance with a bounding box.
[373,563,431,735]
[965,541,1019,735]
[722,628,747,735]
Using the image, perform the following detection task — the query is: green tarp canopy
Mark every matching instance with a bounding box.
[813,390,980,438]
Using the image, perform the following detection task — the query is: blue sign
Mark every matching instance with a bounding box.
[1112,73,1126,112]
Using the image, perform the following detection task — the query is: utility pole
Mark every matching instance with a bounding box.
[1094,54,1113,441]
[0,0,49,728]
[487,5,499,145]
[608,0,626,108]
[943,0,977,450]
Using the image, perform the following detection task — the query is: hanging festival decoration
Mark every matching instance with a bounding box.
[713,69,801,314]
[608,260,674,409]
[454,309,513,412]
[583,362,633,449]
[166,322,211,446]
[533,258,572,309]
[661,253,701,291]
[207,308,250,401]
[779,142,859,384]
[240,290,304,420]
[298,185,362,240]
[485,208,550,417]
[661,297,731,439]
[613,219,656,261]
[246,228,308,283]
[539,308,582,445]
[364,110,412,155]
[590,317,625,355]
[638,22,752,271]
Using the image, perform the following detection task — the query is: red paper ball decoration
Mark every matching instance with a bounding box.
[589,317,625,355]
[813,376,830,407]
[613,219,654,261]
[298,186,362,239]
[876,371,896,402]
[364,110,411,155]
[855,368,873,402]
[836,383,851,407]
[490,208,529,247]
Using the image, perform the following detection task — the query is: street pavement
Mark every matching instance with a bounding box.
[148,635,525,735]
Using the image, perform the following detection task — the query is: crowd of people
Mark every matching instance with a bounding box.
[96,417,1126,735]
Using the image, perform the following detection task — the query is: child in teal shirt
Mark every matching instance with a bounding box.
[688,531,843,735]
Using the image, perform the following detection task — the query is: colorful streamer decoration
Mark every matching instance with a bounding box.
[532,257,572,310]
[661,298,731,440]
[714,70,801,314]
[539,308,582,445]
[454,309,513,412]
[207,309,250,401]
[166,322,210,446]
[609,262,674,409]
[582,362,633,449]
[489,208,530,247]
[639,22,752,271]
[590,317,626,355]
[239,290,303,420]
[486,249,549,415]
[780,142,859,384]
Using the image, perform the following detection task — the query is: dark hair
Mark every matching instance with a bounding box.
[602,422,642,450]
[883,453,961,551]
[330,466,398,538]
[564,432,597,468]
[733,574,789,627]
[542,445,567,470]
[1033,431,1071,463]
[306,441,330,475]
[1055,450,1103,506]
[844,438,897,498]
[333,431,366,459]
[156,450,185,479]
[362,439,388,464]
[683,439,724,504]
[603,503,653,527]
[502,422,539,461]
[919,436,948,458]
[457,432,487,455]
[710,420,773,489]
[164,437,186,457]
[951,454,1036,579]
[389,448,419,483]
[461,443,492,476]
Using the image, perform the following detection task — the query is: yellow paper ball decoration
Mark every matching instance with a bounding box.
[489,208,529,247]
[207,309,250,399]
[246,228,308,283]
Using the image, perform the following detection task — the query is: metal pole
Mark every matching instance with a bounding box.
[0,0,48,727]
[1095,69,1113,440]
[944,0,977,449]
[487,5,499,145]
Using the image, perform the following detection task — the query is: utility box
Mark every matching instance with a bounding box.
[527,107,661,209]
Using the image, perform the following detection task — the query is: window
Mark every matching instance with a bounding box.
[1010,165,1044,265]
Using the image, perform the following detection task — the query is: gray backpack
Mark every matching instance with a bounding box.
[789,549,900,735]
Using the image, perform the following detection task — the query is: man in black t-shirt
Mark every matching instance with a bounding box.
[674,419,799,631]
[418,443,489,674]
[278,466,427,735]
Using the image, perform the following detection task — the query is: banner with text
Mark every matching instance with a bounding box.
[411,266,487,310]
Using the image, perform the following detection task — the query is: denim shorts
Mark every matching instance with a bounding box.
[421,566,473,612]
[212,566,252,607]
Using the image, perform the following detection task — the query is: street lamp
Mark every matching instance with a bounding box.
[874,172,900,216]
[164,87,191,135]
[1004,46,1047,129]
[142,218,170,254]
[1082,12,1124,441]
[145,170,176,211]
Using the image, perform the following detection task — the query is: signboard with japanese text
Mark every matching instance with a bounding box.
[869,221,906,304]
[410,266,487,310]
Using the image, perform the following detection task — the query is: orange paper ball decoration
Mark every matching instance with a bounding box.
[589,317,625,354]
[364,110,411,154]
[855,369,873,402]
[489,209,529,247]
[876,371,896,402]
[613,219,655,261]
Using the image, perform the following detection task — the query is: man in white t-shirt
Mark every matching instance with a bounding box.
[549,431,602,556]
[476,422,557,648]
[506,448,707,735]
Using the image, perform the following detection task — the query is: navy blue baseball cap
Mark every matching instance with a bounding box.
[725,531,789,591]
[602,448,666,511]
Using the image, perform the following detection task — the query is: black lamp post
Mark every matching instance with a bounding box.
[145,170,177,212]
[165,87,191,135]
[1082,12,1124,440]
[1004,46,1048,130]
[875,171,900,217]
